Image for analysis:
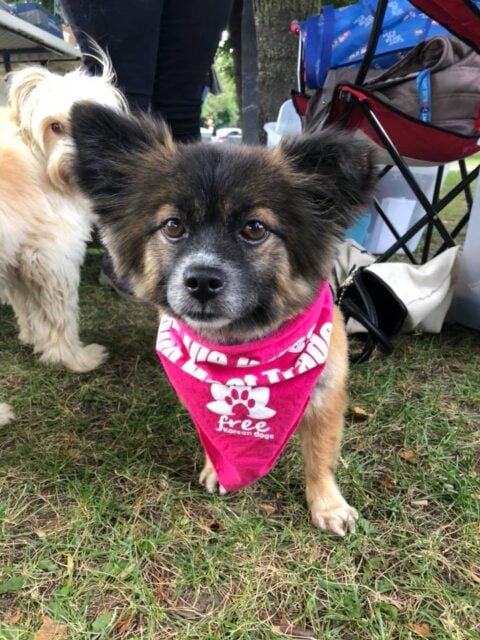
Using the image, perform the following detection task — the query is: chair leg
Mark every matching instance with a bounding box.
[459,159,473,210]
[373,198,418,263]
[377,165,393,180]
[354,0,388,85]
[360,102,456,254]
[421,165,444,263]
[434,163,480,255]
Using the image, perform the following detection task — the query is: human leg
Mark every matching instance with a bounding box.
[152,0,233,141]
[61,0,165,110]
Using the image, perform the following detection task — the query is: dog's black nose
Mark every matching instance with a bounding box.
[184,266,225,303]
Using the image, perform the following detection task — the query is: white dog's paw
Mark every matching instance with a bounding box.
[67,343,108,373]
[199,461,227,495]
[40,343,108,373]
[0,403,14,426]
[311,496,358,537]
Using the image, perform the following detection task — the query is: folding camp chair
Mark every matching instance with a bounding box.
[294,0,480,265]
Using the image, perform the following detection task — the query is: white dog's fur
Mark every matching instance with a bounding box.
[0,60,126,423]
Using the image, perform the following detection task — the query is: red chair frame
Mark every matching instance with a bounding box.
[298,0,480,264]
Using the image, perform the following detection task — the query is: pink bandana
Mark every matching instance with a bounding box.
[155,281,333,491]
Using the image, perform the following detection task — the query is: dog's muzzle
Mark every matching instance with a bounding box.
[166,251,256,326]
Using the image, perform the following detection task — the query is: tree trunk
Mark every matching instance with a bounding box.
[254,0,320,137]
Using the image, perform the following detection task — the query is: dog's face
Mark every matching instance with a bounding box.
[8,64,126,191]
[71,104,377,342]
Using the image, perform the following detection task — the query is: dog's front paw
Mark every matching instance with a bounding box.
[199,460,227,495]
[310,496,358,536]
[40,343,108,372]
[70,343,108,372]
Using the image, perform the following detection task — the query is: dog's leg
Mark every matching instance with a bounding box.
[23,254,107,373]
[5,284,34,345]
[298,308,358,536]
[298,391,358,536]
[199,455,227,495]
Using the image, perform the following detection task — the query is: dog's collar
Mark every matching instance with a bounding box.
[156,281,333,490]
[162,282,332,366]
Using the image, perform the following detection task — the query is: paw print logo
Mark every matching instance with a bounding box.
[207,383,276,419]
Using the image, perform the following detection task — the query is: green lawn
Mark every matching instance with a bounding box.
[1,229,479,637]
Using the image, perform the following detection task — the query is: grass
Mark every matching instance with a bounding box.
[1,188,480,638]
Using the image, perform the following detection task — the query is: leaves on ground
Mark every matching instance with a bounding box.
[3,612,22,625]
[398,448,419,464]
[349,405,373,420]
[34,617,67,640]
[406,622,431,637]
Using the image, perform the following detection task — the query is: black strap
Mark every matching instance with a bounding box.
[338,270,394,363]
[341,298,394,363]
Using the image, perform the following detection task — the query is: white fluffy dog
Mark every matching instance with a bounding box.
[0,61,126,423]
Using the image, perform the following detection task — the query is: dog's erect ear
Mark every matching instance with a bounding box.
[8,66,51,121]
[70,102,173,211]
[278,128,378,237]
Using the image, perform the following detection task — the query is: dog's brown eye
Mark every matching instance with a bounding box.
[162,217,186,240]
[50,122,64,135]
[241,220,269,244]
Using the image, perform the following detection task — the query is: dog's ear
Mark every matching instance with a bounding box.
[8,66,50,121]
[278,128,378,237]
[70,102,173,211]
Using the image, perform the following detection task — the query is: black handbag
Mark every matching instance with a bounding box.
[336,268,408,363]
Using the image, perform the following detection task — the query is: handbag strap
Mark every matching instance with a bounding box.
[338,270,394,363]
[341,298,394,362]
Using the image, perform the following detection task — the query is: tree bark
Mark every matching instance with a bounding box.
[254,0,320,137]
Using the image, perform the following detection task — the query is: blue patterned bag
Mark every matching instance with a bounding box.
[302,0,480,89]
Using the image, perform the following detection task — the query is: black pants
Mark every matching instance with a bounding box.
[61,0,233,141]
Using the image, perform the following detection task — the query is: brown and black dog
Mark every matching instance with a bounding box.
[70,104,376,536]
